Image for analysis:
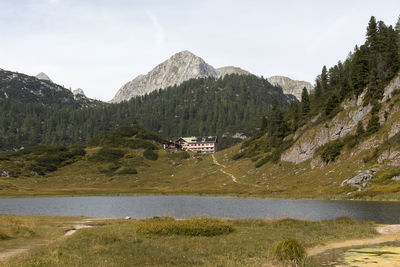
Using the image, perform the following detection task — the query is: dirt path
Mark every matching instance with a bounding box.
[0,218,103,262]
[308,224,400,256]
[212,154,261,187]
[212,154,238,183]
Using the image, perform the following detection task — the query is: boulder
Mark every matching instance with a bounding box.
[341,170,374,190]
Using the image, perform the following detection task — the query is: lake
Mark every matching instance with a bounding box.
[0,196,399,223]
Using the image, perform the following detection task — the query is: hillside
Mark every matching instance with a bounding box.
[111,50,254,102]
[267,76,313,100]
[0,74,296,151]
[0,68,99,108]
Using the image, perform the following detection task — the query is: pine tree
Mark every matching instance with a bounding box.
[321,66,329,91]
[395,15,400,33]
[300,87,310,118]
[366,16,378,49]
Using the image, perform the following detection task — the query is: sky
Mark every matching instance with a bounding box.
[0,0,399,101]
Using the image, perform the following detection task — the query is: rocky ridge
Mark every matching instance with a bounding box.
[0,68,99,108]
[35,72,52,82]
[281,71,400,166]
[111,50,312,103]
[111,51,219,103]
[267,75,313,101]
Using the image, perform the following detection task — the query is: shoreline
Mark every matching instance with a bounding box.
[0,190,400,202]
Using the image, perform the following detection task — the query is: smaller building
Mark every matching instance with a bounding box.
[175,136,217,154]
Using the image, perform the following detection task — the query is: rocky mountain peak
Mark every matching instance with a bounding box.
[267,76,313,101]
[35,72,52,82]
[111,51,226,103]
[73,88,85,96]
[216,66,251,78]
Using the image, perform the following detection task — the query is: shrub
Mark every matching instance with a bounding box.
[143,149,158,161]
[0,231,10,240]
[136,217,234,236]
[98,163,121,175]
[366,114,380,135]
[270,238,306,264]
[89,147,126,162]
[255,155,272,168]
[116,167,138,175]
[168,151,190,160]
[318,139,344,163]
[232,151,245,160]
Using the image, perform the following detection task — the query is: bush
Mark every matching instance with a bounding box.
[0,231,10,240]
[255,155,272,168]
[232,151,245,160]
[136,217,234,236]
[318,139,344,163]
[116,167,138,175]
[143,149,158,161]
[366,114,380,135]
[167,151,190,160]
[89,147,126,162]
[270,238,306,264]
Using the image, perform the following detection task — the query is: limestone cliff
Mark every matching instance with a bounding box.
[281,71,400,165]
[267,76,313,101]
[111,51,218,103]
[216,66,251,78]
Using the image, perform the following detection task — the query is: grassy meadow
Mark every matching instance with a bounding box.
[1,216,378,266]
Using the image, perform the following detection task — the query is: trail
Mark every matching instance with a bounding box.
[0,218,105,262]
[308,224,400,256]
[212,154,238,183]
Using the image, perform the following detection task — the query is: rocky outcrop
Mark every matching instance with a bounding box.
[111,51,219,103]
[267,76,313,101]
[35,72,52,82]
[281,103,372,164]
[382,72,400,102]
[341,169,378,190]
[73,88,85,96]
[216,66,251,78]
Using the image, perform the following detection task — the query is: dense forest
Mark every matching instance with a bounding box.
[0,74,295,150]
[235,15,400,164]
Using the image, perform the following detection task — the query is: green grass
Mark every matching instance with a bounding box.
[3,216,377,267]
[135,217,234,236]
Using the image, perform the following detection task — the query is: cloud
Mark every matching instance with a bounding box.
[147,12,167,49]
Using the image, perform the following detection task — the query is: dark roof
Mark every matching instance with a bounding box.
[177,136,217,143]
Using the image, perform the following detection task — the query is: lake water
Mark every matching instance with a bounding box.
[0,196,399,223]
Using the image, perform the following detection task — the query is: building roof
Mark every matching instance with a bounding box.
[177,136,217,144]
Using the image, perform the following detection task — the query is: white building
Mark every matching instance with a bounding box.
[176,136,217,153]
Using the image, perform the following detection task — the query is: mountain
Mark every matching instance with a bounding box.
[0,68,99,108]
[73,88,86,96]
[35,72,52,82]
[267,76,313,101]
[111,51,257,103]
[225,16,400,199]
[216,66,251,78]
[111,50,217,102]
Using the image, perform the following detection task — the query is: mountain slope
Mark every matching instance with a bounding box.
[267,76,313,100]
[35,72,52,82]
[111,50,218,102]
[216,66,251,77]
[0,68,99,108]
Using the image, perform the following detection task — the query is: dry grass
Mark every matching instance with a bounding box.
[2,216,377,266]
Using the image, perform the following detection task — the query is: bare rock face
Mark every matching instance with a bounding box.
[73,88,85,96]
[281,101,372,164]
[35,72,52,82]
[216,66,251,78]
[267,76,313,101]
[382,72,400,102]
[111,51,219,103]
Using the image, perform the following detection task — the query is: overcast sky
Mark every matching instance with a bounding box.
[0,0,399,101]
